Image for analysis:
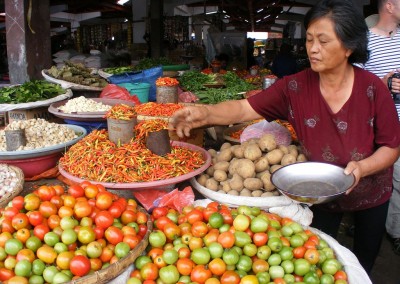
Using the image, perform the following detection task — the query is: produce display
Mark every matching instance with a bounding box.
[59,123,206,183]
[127,203,348,284]
[0,119,79,151]
[0,164,21,199]
[102,66,135,75]
[47,61,108,88]
[0,181,150,283]
[104,104,137,120]
[0,81,65,104]
[196,134,307,197]
[56,96,112,113]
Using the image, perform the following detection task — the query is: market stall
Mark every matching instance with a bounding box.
[0,63,372,284]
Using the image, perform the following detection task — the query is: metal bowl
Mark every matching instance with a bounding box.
[271,162,355,204]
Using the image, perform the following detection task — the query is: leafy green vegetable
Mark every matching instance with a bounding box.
[103,66,135,74]
[0,80,65,104]
[178,71,218,92]
[133,57,173,71]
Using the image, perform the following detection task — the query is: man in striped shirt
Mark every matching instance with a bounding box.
[362,0,400,255]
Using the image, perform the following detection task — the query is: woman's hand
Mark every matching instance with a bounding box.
[343,161,362,194]
[168,106,209,138]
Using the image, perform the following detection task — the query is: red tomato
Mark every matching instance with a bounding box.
[220,270,241,284]
[0,268,15,282]
[186,209,204,224]
[176,258,195,276]
[3,206,19,220]
[93,227,105,239]
[136,211,148,225]
[1,219,15,233]
[11,213,29,230]
[70,255,91,276]
[253,232,268,247]
[39,201,58,218]
[27,211,44,227]
[11,196,24,211]
[191,265,212,283]
[105,226,124,245]
[33,224,50,241]
[37,185,56,201]
[95,192,113,210]
[84,184,99,199]
[68,185,85,198]
[152,207,169,219]
[121,210,137,225]
[74,201,92,219]
[138,224,148,237]
[108,203,123,219]
[94,211,114,229]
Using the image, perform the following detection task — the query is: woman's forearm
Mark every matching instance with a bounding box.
[359,146,400,177]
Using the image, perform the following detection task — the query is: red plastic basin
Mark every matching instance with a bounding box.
[0,152,62,178]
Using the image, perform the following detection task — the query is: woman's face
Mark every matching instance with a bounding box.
[306,17,352,73]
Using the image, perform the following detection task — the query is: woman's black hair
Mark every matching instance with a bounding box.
[304,0,369,64]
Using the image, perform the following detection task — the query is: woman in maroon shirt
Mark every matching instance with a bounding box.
[170,0,400,274]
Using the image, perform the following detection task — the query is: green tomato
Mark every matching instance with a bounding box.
[243,243,258,257]
[237,205,252,216]
[14,259,32,277]
[43,265,60,283]
[159,265,180,284]
[223,248,240,265]
[281,225,294,237]
[61,228,77,245]
[257,245,272,260]
[283,273,296,283]
[5,238,23,255]
[52,272,72,283]
[250,216,269,233]
[208,212,224,229]
[29,275,45,284]
[54,242,68,254]
[190,247,210,265]
[233,214,250,231]
[135,255,152,270]
[290,234,305,248]
[208,242,224,259]
[320,274,335,284]
[234,231,252,247]
[0,247,7,261]
[250,206,261,216]
[44,232,60,247]
[289,222,303,234]
[279,246,293,261]
[281,259,294,274]
[163,249,179,265]
[149,230,167,248]
[267,237,283,252]
[236,255,253,272]
[267,253,282,266]
[303,271,321,284]
[115,242,131,259]
[269,265,285,280]
[60,216,76,230]
[32,259,46,276]
[256,271,271,284]
[322,258,342,275]
[294,258,311,276]
[77,226,96,244]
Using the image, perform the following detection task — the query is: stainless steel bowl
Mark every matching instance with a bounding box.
[271,162,355,204]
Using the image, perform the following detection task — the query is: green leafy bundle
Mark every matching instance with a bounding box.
[0,80,65,104]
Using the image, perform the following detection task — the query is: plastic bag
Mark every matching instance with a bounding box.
[133,186,195,213]
[108,66,163,102]
[240,120,292,145]
[99,84,141,105]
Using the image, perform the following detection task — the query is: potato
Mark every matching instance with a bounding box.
[228,158,240,176]
[205,178,219,191]
[288,145,299,158]
[227,190,239,196]
[208,148,218,158]
[297,153,307,162]
[256,169,270,179]
[266,149,284,165]
[213,161,230,172]
[217,148,233,162]
[272,190,281,196]
[281,154,297,166]
[240,188,252,196]
[270,164,283,173]
[229,174,244,191]
[259,171,275,191]
[261,192,275,197]
[232,145,245,158]
[206,166,215,177]
[220,142,232,151]
[214,169,228,182]
[197,174,209,186]
[252,190,263,197]
[278,145,289,155]
[220,181,231,193]
[244,143,262,161]
[254,156,270,173]
[258,134,277,152]
[244,178,263,191]
[217,189,226,194]
[236,159,256,179]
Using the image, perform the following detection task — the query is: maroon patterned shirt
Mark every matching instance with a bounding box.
[248,67,400,211]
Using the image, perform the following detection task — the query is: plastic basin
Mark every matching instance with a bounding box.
[1,152,62,178]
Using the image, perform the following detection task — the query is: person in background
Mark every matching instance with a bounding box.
[271,43,298,78]
[246,38,257,69]
[170,0,400,274]
[361,0,400,256]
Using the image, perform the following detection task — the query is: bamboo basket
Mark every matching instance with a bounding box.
[67,206,153,284]
[0,164,24,208]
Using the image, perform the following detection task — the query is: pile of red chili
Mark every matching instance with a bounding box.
[135,119,169,143]
[155,77,179,86]
[134,102,184,117]
[59,128,205,183]
[104,104,136,120]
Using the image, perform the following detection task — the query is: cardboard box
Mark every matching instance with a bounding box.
[7,106,63,125]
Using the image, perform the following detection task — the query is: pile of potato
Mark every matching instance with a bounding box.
[196,134,307,197]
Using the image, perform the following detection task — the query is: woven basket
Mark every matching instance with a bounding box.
[67,206,153,284]
[0,164,24,208]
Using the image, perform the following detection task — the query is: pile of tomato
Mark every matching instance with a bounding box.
[127,203,348,284]
[0,181,148,284]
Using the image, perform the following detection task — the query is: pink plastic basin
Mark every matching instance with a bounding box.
[0,152,62,178]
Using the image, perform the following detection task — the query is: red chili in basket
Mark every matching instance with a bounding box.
[134,102,184,117]
[155,77,179,87]
[104,104,136,120]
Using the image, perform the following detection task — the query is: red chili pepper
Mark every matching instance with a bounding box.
[155,77,179,87]
[104,104,136,120]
